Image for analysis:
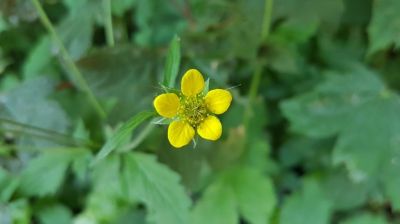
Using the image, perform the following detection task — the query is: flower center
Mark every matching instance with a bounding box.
[178,94,208,127]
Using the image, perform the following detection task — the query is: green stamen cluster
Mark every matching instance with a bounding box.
[178,94,208,127]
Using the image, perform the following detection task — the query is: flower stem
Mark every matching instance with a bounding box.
[31,0,106,118]
[0,118,97,148]
[243,0,273,129]
[103,0,115,47]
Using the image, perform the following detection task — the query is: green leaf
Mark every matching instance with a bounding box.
[191,178,237,224]
[92,111,154,165]
[192,167,276,224]
[0,167,19,202]
[22,36,53,79]
[0,199,31,224]
[77,47,156,122]
[233,168,276,224]
[122,152,191,224]
[367,0,400,55]
[36,204,72,224]
[112,0,137,16]
[340,213,389,224]
[18,148,89,196]
[85,155,126,223]
[279,178,332,224]
[321,169,369,211]
[226,0,266,59]
[281,65,400,210]
[274,0,344,38]
[163,35,181,88]
[58,0,102,59]
[134,0,186,47]
[0,77,70,147]
[281,66,384,138]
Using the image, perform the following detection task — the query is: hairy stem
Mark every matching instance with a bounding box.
[103,0,115,46]
[31,0,106,118]
[243,0,274,129]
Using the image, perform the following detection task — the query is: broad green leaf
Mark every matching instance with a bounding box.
[367,0,400,55]
[321,169,369,211]
[122,152,191,224]
[18,148,89,196]
[331,96,400,210]
[36,204,72,224]
[340,213,389,224]
[92,111,154,165]
[85,155,126,223]
[77,47,156,122]
[0,77,70,147]
[281,66,384,138]
[281,65,400,210]
[226,0,266,59]
[134,0,186,47]
[58,0,102,59]
[274,0,344,38]
[163,35,181,88]
[191,179,237,224]
[233,168,276,224]
[192,167,276,224]
[279,178,332,224]
[22,36,53,79]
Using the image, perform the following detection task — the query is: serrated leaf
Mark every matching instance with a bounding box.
[279,178,332,224]
[58,0,102,59]
[192,167,276,224]
[163,35,181,88]
[274,0,344,37]
[233,168,276,224]
[321,169,369,211]
[122,152,191,224]
[0,77,70,147]
[191,179,237,224]
[92,111,154,165]
[77,47,155,122]
[134,0,185,47]
[367,0,400,55]
[281,66,384,138]
[281,65,400,210]
[18,148,89,196]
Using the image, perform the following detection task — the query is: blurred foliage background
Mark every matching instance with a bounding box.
[1,0,400,223]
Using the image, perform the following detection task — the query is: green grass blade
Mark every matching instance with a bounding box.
[92,111,154,165]
[163,35,181,88]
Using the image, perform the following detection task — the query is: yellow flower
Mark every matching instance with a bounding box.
[153,69,232,148]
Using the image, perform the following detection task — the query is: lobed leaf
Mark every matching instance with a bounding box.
[122,152,191,224]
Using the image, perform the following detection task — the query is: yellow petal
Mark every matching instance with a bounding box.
[204,89,232,114]
[197,115,222,141]
[181,69,205,96]
[153,93,180,118]
[168,120,195,148]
